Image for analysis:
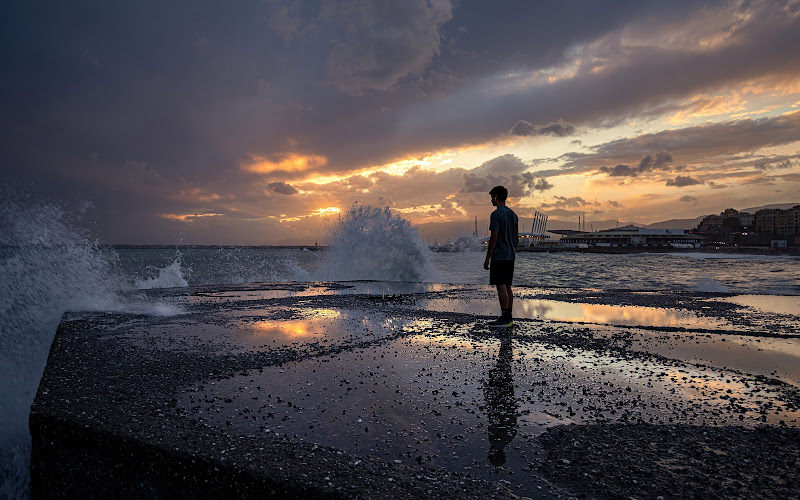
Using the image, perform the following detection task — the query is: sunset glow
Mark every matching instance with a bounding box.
[3,0,799,244]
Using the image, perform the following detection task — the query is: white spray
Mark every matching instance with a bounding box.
[320,204,438,282]
[0,187,180,498]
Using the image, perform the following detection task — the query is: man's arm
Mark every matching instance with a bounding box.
[514,222,519,250]
[484,230,499,270]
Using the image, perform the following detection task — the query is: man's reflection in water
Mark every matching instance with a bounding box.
[484,335,518,466]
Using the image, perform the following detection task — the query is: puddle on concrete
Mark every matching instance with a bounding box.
[724,295,800,316]
[177,331,799,497]
[411,297,730,329]
[110,308,422,354]
[106,282,800,497]
[630,330,800,386]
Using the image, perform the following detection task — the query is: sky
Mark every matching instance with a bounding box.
[2,0,800,245]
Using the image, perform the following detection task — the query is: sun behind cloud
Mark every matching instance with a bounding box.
[244,152,328,175]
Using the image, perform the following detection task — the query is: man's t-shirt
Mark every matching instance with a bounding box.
[489,206,518,260]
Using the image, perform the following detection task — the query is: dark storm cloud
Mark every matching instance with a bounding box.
[381,1,800,166]
[323,0,453,95]
[666,175,703,187]
[266,181,299,195]
[6,1,797,183]
[509,120,576,137]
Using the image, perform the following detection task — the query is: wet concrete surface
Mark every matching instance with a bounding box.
[31,282,800,498]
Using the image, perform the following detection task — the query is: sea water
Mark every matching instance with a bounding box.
[2,193,799,498]
[112,246,800,295]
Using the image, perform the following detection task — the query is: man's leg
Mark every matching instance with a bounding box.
[496,284,510,310]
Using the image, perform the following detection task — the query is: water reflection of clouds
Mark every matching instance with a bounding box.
[251,309,342,339]
[248,309,437,344]
[417,297,726,329]
[519,301,726,328]
[724,295,800,316]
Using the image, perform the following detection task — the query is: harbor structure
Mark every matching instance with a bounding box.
[555,225,703,248]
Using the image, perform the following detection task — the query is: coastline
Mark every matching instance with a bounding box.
[104,243,800,257]
[515,245,800,256]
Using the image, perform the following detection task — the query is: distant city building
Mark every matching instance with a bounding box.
[559,226,702,248]
[722,208,739,220]
[696,214,722,233]
[738,212,754,228]
[753,206,800,236]
[776,206,800,236]
[754,209,780,234]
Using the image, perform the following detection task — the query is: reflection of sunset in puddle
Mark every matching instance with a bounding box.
[416,297,726,329]
[519,300,725,328]
[724,295,800,316]
[251,309,341,339]
[660,367,799,423]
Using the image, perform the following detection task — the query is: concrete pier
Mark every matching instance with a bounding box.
[30,282,800,498]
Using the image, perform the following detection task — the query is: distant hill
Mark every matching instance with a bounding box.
[647,203,799,231]
[544,218,636,232]
[740,202,799,213]
[646,216,706,230]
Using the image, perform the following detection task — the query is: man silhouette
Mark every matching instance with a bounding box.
[483,186,519,328]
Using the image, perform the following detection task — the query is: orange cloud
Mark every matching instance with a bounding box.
[244,152,328,175]
[740,76,800,97]
[171,188,223,202]
[669,93,746,124]
[160,212,225,221]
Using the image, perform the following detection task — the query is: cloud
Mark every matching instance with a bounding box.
[124,160,166,186]
[597,149,673,177]
[754,157,799,170]
[556,112,800,182]
[324,0,453,94]
[666,175,703,187]
[509,120,576,137]
[668,93,747,124]
[5,0,800,244]
[637,150,672,172]
[266,181,299,195]
[679,195,698,203]
[541,196,598,209]
[245,153,328,176]
[600,164,638,177]
[268,4,303,42]
[460,154,538,197]
[533,178,554,191]
[379,1,800,168]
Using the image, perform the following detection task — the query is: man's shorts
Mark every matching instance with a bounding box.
[489,259,514,286]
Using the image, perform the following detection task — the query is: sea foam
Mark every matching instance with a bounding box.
[0,187,180,498]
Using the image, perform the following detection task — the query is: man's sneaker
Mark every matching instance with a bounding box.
[488,316,513,328]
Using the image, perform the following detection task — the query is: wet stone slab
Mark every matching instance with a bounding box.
[31,282,800,499]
